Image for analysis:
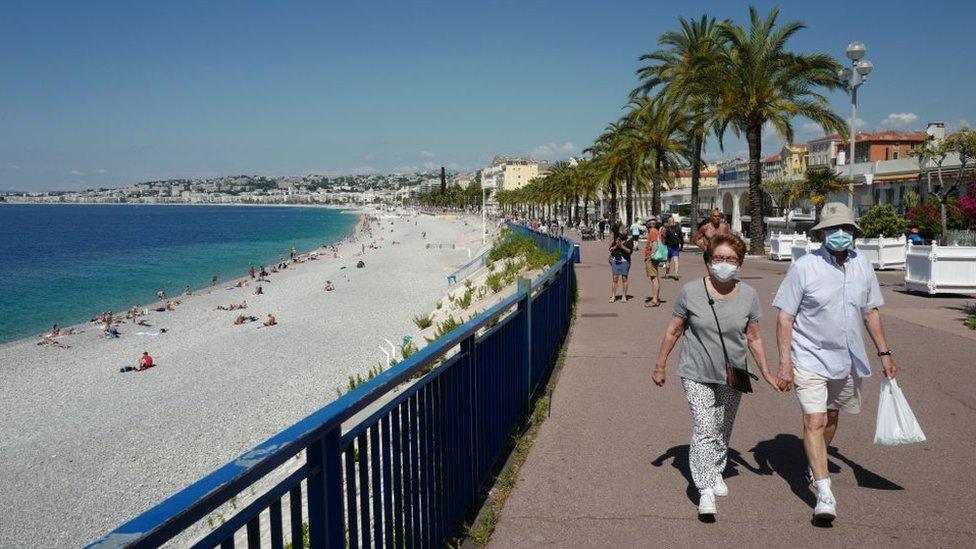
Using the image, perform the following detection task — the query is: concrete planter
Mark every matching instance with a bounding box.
[769,232,805,261]
[904,243,976,295]
[790,238,821,262]
[855,235,907,270]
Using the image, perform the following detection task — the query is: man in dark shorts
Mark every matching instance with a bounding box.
[693,208,731,250]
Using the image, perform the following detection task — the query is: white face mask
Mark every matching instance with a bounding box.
[710,262,738,282]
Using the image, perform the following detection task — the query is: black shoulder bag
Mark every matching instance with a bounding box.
[702,277,757,393]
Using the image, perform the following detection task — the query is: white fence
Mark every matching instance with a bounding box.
[904,243,976,295]
[855,235,907,270]
[770,232,804,261]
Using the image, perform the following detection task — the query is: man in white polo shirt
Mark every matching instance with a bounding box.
[772,202,898,523]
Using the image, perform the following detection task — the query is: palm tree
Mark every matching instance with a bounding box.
[796,169,850,215]
[711,6,847,253]
[635,14,725,230]
[626,96,689,217]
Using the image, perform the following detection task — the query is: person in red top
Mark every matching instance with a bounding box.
[137,351,154,371]
[644,219,663,307]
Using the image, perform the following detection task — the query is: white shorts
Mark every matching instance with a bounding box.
[793,367,862,415]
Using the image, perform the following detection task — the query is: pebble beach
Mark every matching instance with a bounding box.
[0,207,486,548]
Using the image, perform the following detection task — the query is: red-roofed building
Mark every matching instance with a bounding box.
[807,131,928,168]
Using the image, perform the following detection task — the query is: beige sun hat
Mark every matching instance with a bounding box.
[810,202,862,236]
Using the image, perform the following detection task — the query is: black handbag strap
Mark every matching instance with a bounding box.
[702,277,732,367]
[702,277,758,379]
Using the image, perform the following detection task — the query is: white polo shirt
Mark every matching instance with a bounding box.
[772,247,884,379]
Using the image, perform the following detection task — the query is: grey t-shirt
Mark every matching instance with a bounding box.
[672,279,762,385]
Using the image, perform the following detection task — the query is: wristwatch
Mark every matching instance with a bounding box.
[877,350,892,357]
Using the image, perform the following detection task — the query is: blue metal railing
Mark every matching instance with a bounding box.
[87,224,576,549]
[446,245,492,286]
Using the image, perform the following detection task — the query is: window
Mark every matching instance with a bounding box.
[893,151,899,160]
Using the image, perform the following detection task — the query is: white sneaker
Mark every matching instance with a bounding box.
[713,475,728,497]
[814,492,836,521]
[698,489,717,516]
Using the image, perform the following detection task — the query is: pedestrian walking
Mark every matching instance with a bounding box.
[662,217,684,280]
[643,219,663,307]
[772,202,899,523]
[652,233,779,518]
[608,229,634,303]
[693,209,731,250]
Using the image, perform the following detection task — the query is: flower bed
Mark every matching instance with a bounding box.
[790,237,821,262]
[855,235,907,270]
[769,232,804,261]
[904,243,976,295]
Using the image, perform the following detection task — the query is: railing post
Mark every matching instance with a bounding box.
[517,278,532,401]
[460,334,479,504]
[307,427,344,549]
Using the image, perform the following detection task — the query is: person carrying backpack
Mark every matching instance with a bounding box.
[661,218,684,280]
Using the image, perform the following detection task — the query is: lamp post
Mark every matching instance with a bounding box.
[838,41,873,211]
[482,183,487,244]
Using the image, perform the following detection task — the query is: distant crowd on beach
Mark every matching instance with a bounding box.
[34,208,423,378]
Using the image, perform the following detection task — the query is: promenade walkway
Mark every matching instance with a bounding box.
[489,238,976,548]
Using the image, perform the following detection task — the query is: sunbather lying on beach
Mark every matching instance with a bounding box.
[253,286,263,295]
[262,313,277,327]
[324,281,335,292]
[234,314,258,325]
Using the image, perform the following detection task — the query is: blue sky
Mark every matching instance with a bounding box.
[2,0,974,191]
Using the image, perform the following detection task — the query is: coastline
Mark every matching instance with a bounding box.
[0,204,361,347]
[0,207,485,547]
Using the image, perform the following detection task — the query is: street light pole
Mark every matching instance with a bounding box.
[839,41,873,211]
[482,183,487,245]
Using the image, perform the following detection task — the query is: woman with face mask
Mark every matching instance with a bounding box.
[651,233,780,519]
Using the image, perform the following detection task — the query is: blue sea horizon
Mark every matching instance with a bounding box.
[0,203,358,344]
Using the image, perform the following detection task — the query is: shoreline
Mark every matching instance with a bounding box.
[0,205,363,348]
[0,207,485,547]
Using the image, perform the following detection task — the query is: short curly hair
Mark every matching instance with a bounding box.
[704,233,747,265]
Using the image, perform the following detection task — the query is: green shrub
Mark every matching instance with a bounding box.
[426,315,462,343]
[486,272,505,293]
[413,313,434,329]
[457,287,473,308]
[860,204,906,238]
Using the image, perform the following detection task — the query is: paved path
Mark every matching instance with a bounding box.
[490,239,976,548]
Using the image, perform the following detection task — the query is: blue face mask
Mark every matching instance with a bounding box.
[824,228,854,251]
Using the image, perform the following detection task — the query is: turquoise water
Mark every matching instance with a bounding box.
[0,204,358,343]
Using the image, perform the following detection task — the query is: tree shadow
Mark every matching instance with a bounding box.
[651,444,767,505]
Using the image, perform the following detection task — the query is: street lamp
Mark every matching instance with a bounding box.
[839,41,873,210]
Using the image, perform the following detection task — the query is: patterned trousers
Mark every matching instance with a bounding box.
[681,377,742,491]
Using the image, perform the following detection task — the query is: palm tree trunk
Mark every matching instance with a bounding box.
[746,124,765,254]
[625,175,633,226]
[652,155,663,217]
[573,193,579,226]
[583,194,590,225]
[609,181,618,221]
[690,132,703,230]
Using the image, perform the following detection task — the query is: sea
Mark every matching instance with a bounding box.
[0,203,358,344]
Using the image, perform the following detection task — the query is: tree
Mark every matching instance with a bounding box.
[796,169,850,210]
[635,13,725,231]
[911,138,951,243]
[711,6,847,253]
[761,176,800,231]
[859,204,906,239]
[626,96,688,217]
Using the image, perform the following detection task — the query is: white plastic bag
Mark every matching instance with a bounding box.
[874,379,926,446]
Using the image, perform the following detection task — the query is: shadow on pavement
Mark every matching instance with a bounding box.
[651,444,768,504]
[828,446,904,491]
